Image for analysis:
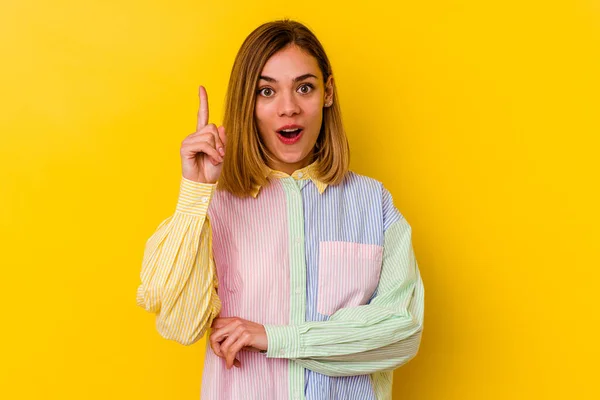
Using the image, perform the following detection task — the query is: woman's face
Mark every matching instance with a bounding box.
[254,44,333,175]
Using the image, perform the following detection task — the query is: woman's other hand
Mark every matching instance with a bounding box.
[209,317,268,369]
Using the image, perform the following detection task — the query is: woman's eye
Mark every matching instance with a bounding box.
[298,84,313,94]
[258,87,274,97]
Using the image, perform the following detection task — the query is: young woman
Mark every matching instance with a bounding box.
[137,19,425,400]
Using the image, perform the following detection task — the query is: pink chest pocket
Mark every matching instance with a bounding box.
[317,241,384,316]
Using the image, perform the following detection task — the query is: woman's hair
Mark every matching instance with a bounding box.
[217,19,350,197]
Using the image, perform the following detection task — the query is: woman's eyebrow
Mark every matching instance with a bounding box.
[258,73,318,83]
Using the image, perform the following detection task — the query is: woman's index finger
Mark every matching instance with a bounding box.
[197,85,209,130]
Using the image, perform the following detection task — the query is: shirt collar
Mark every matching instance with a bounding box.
[250,161,328,198]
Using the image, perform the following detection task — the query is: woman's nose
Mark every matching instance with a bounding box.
[277,93,301,117]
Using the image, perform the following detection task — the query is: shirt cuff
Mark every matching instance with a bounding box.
[263,324,302,358]
[175,177,216,216]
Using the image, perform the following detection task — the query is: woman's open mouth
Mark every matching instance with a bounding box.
[276,127,304,144]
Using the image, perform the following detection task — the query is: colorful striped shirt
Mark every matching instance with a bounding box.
[136,162,425,400]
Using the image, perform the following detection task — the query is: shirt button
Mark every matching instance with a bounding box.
[295,287,302,294]
[279,349,285,355]
[295,237,302,244]
[297,172,304,178]
[200,196,209,203]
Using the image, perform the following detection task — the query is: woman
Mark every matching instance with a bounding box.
[137,19,425,400]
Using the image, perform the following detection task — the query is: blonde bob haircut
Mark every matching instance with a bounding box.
[217,19,350,197]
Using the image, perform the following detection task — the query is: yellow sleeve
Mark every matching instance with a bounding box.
[136,177,221,346]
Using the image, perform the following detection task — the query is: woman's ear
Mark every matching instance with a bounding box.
[324,75,334,107]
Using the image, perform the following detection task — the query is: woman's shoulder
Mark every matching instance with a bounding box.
[341,170,403,225]
[341,170,386,193]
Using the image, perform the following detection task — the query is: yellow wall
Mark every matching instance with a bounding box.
[1,1,598,398]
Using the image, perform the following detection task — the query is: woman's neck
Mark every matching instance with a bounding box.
[267,152,315,176]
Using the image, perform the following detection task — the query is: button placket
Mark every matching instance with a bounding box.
[282,178,306,398]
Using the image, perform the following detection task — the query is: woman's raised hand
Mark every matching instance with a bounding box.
[180,86,227,183]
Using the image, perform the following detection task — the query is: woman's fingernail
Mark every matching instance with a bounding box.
[219,147,225,156]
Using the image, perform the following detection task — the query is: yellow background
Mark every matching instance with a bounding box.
[1,0,598,398]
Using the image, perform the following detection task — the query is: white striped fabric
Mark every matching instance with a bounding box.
[136,162,425,399]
